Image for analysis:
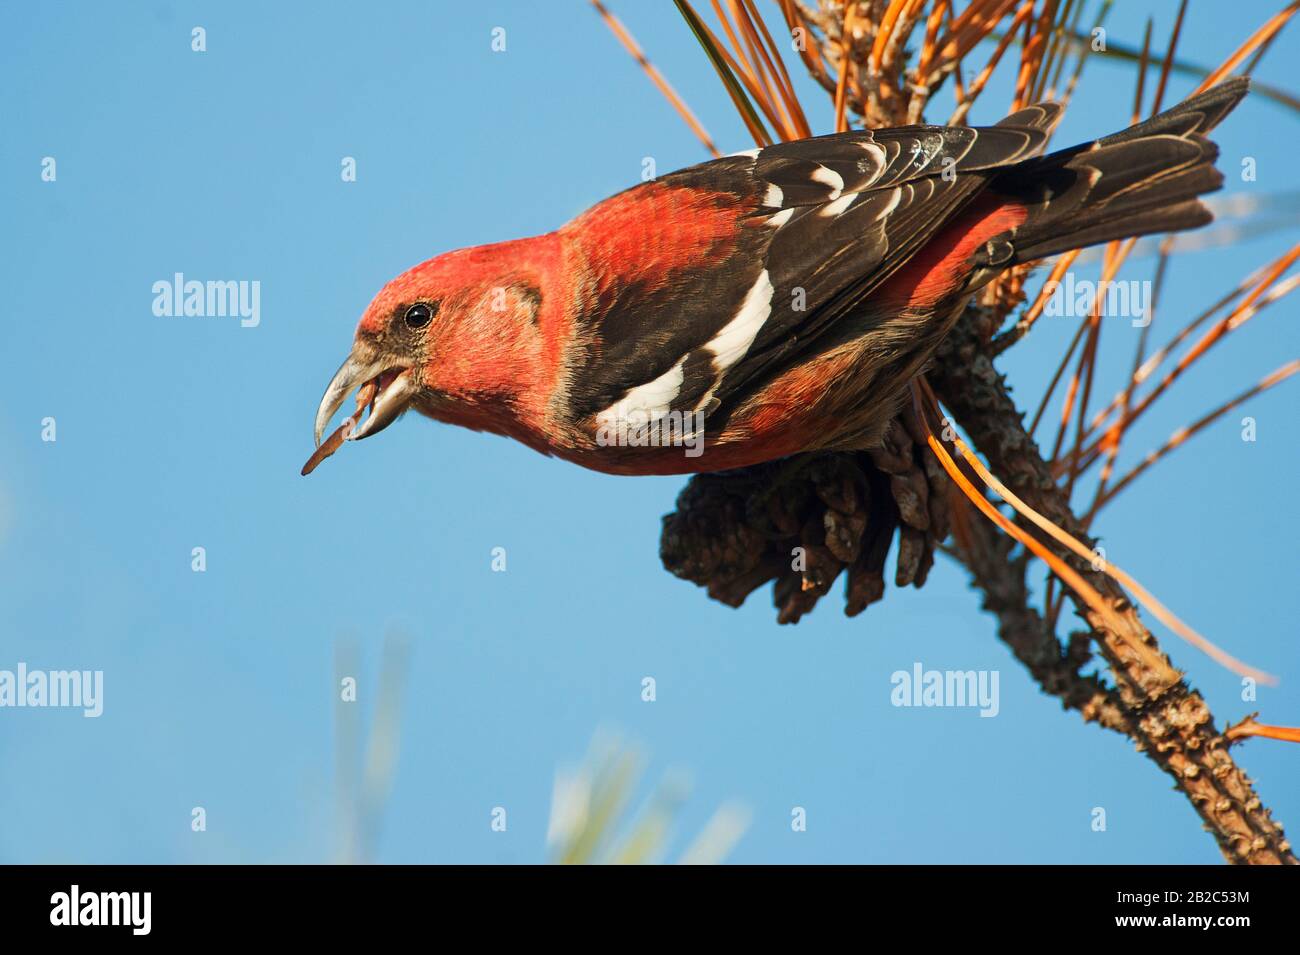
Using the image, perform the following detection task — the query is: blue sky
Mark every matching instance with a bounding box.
[1,1,1296,864]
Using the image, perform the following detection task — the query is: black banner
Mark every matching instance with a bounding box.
[0,864,1287,940]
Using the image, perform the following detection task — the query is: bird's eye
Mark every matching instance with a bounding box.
[403,302,435,329]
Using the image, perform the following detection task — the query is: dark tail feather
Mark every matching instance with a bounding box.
[980,78,1249,266]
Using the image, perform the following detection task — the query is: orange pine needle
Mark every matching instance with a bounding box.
[1028,303,1089,437]
[1056,0,1112,105]
[995,248,1080,354]
[591,0,720,157]
[1096,359,1300,508]
[833,2,857,133]
[737,0,812,137]
[946,0,1024,67]
[712,1,801,141]
[1226,717,1300,744]
[1079,243,1300,465]
[912,0,951,86]
[1083,264,1269,441]
[932,0,1021,79]
[1048,240,1133,472]
[1196,1,1300,94]
[872,0,926,74]
[1012,0,1056,112]
[916,384,1275,685]
[775,0,830,89]
[1030,0,1076,104]
[910,386,1171,678]
[683,1,776,141]
[1089,240,1168,517]
[1061,238,1139,496]
[711,2,764,98]
[950,0,1036,125]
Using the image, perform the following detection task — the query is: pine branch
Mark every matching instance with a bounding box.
[930,305,1294,865]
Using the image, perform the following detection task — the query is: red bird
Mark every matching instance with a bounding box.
[306,80,1246,477]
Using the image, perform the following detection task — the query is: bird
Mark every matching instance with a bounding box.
[304,79,1248,478]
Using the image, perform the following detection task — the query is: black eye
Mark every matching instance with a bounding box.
[403,302,435,329]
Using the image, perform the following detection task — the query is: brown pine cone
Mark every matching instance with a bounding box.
[660,408,955,623]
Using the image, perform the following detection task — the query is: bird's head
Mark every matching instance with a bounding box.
[305,240,552,474]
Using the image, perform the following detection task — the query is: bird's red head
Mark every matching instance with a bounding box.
[306,235,559,473]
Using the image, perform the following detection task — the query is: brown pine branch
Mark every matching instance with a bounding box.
[929,307,1294,865]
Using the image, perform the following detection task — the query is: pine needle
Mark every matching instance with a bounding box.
[910,384,1175,680]
[675,0,773,146]
[591,1,720,157]
[1096,359,1300,508]
[916,382,1275,685]
[1226,717,1300,745]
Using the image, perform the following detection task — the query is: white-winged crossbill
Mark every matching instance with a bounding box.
[305,80,1246,477]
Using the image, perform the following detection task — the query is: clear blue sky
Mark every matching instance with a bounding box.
[1,1,1296,864]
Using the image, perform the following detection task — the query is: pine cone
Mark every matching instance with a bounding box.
[660,408,953,623]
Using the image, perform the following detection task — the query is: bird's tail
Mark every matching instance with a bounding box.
[977,78,1249,268]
